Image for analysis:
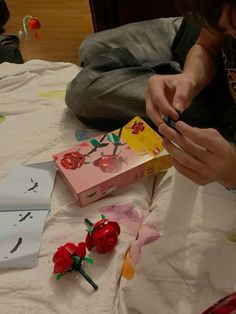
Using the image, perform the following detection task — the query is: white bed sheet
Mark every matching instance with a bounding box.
[0,59,236,314]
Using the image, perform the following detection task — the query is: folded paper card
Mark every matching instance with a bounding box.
[0,161,56,211]
[0,161,56,268]
[0,210,49,268]
[53,116,172,207]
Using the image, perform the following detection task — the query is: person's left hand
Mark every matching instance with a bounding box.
[158,121,236,188]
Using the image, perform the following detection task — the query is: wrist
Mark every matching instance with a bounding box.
[181,69,202,97]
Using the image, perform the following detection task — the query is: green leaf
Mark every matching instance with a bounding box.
[101,214,106,219]
[84,256,94,265]
[56,273,63,280]
[73,255,80,265]
[90,139,100,147]
[107,133,120,144]
[85,228,93,233]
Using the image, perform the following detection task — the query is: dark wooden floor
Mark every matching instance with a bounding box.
[4,0,94,64]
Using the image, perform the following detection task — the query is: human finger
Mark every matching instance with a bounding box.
[175,121,222,153]
[171,158,210,185]
[147,76,179,120]
[172,80,193,113]
[162,137,211,178]
[145,89,164,126]
[158,123,210,162]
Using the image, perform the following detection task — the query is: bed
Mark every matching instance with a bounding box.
[0,56,236,314]
[1,2,236,314]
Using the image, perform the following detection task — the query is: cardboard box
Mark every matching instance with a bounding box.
[53,116,172,207]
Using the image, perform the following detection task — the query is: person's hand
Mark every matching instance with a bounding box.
[145,73,196,126]
[158,121,236,187]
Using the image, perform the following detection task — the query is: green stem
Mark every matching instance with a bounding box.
[113,127,123,155]
[84,218,93,227]
[23,15,33,40]
[77,266,98,290]
[85,133,108,156]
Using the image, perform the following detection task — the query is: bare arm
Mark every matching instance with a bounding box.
[183,27,223,97]
[146,27,223,124]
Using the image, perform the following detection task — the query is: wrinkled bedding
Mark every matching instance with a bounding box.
[0,59,236,314]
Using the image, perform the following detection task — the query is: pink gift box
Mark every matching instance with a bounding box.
[53,117,171,207]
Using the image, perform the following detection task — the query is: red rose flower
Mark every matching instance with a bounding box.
[61,151,85,170]
[85,218,120,254]
[53,245,71,263]
[53,244,75,274]
[53,242,86,274]
[93,154,127,173]
[28,18,41,29]
[75,242,86,258]
[53,254,74,274]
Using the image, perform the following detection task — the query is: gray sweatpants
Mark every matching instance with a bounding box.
[65,17,183,130]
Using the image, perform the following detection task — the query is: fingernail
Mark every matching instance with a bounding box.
[158,123,165,134]
[175,103,183,114]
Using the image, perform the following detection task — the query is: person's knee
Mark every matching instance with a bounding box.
[65,80,87,117]
[79,34,101,66]
[79,26,127,67]
[79,30,116,67]
[65,72,102,122]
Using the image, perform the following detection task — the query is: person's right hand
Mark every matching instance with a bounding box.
[145,73,196,127]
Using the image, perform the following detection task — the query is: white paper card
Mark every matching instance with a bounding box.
[0,161,56,268]
[0,161,56,211]
[0,210,49,268]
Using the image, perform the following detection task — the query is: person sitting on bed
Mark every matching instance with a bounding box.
[146,0,236,191]
[65,0,236,191]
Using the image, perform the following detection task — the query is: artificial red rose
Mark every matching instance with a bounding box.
[75,242,86,258]
[53,242,77,264]
[93,154,127,173]
[53,245,71,263]
[28,18,41,29]
[85,218,120,254]
[85,233,93,251]
[63,242,77,255]
[53,242,84,274]
[61,151,85,170]
[53,254,74,274]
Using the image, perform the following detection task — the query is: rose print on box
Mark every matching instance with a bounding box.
[60,128,127,173]
[126,120,145,135]
[93,154,127,173]
[61,151,86,170]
